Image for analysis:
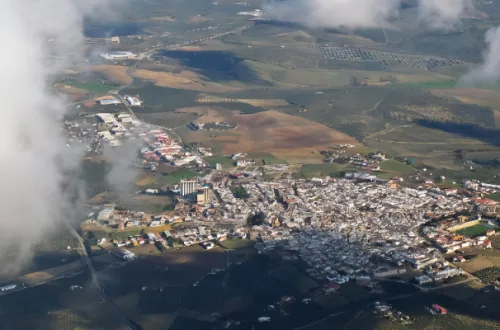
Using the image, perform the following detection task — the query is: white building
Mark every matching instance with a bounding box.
[100,51,136,60]
[238,9,262,16]
[0,284,17,292]
[99,98,121,105]
[180,179,197,196]
[97,206,115,221]
[125,96,141,106]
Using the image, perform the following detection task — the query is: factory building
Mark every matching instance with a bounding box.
[0,284,17,292]
[97,206,115,221]
[109,248,135,260]
[99,98,121,105]
[180,179,197,196]
[125,95,141,106]
[100,51,136,60]
[197,186,212,205]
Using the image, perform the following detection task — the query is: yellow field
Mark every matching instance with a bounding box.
[454,255,500,273]
[18,260,84,286]
[493,111,500,128]
[130,69,243,92]
[196,93,289,107]
[54,83,87,99]
[91,65,133,85]
[188,15,211,23]
[177,107,358,163]
[431,88,500,108]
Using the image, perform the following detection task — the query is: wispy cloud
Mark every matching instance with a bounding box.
[460,26,500,86]
[263,0,401,29]
[263,0,474,31]
[0,0,113,275]
[417,0,474,30]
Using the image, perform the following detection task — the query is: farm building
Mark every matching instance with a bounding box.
[99,98,121,105]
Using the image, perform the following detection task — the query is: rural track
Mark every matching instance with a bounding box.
[362,98,384,114]
[383,28,389,44]
[65,222,142,330]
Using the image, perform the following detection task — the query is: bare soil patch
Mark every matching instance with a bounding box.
[91,65,133,85]
[431,88,500,108]
[454,254,500,273]
[131,69,241,92]
[188,15,211,23]
[177,107,358,163]
[196,93,289,107]
[54,83,87,100]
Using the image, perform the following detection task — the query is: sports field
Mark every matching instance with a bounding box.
[456,224,491,237]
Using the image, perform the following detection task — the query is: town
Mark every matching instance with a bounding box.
[82,141,500,292]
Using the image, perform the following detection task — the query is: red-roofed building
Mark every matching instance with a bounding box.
[326,282,340,292]
[432,304,447,314]
[156,135,171,143]
[472,198,496,205]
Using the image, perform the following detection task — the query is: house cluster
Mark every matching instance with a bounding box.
[464,180,500,194]
[321,144,356,163]
[104,225,244,253]
[94,112,204,167]
[422,220,495,253]
[322,145,385,172]
[64,116,99,153]
[216,179,472,286]
[95,112,140,147]
[414,264,464,285]
[169,225,247,247]
[373,302,413,325]
[140,128,202,166]
[85,205,182,231]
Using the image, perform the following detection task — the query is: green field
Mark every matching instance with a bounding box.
[380,159,415,173]
[65,81,117,94]
[162,168,200,184]
[247,152,287,165]
[117,196,175,213]
[293,163,348,179]
[400,80,457,89]
[486,193,500,202]
[457,224,491,237]
[137,169,201,187]
[204,155,235,169]
[83,227,144,241]
[219,239,254,249]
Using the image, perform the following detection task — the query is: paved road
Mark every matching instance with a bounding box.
[66,223,141,330]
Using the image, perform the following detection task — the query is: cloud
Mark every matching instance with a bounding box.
[460,26,500,86]
[104,139,142,199]
[0,0,112,275]
[263,0,402,29]
[263,0,474,31]
[417,0,474,30]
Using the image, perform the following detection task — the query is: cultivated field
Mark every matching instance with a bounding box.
[92,65,133,85]
[130,68,244,92]
[196,93,290,107]
[136,168,200,187]
[176,107,358,163]
[431,88,500,108]
[455,253,500,274]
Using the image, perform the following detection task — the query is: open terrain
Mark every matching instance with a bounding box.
[175,107,358,163]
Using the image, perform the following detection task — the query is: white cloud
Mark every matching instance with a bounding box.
[461,26,500,86]
[263,0,402,29]
[0,0,112,275]
[418,0,474,30]
[263,0,474,31]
